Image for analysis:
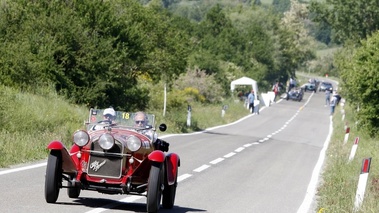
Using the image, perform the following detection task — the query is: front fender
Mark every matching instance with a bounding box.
[47,140,77,174]
[165,153,180,185]
[148,150,165,163]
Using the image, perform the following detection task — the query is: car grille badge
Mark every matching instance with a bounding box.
[90,160,106,172]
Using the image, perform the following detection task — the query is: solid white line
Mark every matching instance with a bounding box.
[297,110,333,213]
[193,164,210,172]
[224,152,235,158]
[210,158,224,165]
[0,162,47,176]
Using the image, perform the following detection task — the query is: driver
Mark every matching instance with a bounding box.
[133,111,148,127]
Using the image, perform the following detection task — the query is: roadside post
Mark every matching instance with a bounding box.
[221,105,228,117]
[354,157,371,212]
[348,137,360,162]
[343,127,350,145]
[187,105,191,127]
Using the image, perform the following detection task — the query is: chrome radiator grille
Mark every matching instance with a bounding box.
[87,141,123,178]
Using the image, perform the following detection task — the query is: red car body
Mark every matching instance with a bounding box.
[44,109,180,213]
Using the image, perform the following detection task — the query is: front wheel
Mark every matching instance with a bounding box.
[146,164,163,213]
[67,180,81,198]
[45,150,62,203]
[162,166,177,209]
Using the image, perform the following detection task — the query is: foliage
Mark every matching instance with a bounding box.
[309,0,379,44]
[272,0,291,14]
[0,85,87,167]
[335,33,379,136]
[315,103,379,212]
[0,0,190,110]
[277,0,316,81]
[173,68,223,103]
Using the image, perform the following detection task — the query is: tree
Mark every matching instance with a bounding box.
[336,32,379,136]
[309,0,379,44]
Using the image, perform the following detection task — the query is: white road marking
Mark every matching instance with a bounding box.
[194,164,210,172]
[85,196,141,213]
[178,173,192,182]
[224,152,236,158]
[235,147,244,152]
[0,162,47,176]
[210,158,224,164]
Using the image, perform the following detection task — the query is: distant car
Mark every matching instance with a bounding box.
[301,82,317,92]
[286,87,304,101]
[319,81,333,92]
[44,108,180,213]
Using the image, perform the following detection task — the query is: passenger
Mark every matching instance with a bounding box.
[102,107,116,123]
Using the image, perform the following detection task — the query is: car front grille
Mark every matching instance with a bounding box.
[87,141,124,178]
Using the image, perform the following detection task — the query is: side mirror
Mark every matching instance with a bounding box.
[159,123,167,132]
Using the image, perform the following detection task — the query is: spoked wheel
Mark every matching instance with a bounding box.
[146,163,163,213]
[67,180,81,198]
[162,165,177,209]
[45,150,62,203]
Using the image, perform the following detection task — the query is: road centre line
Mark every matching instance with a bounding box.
[224,152,236,158]
[193,164,210,172]
[235,147,244,152]
[210,158,224,165]
[178,173,192,182]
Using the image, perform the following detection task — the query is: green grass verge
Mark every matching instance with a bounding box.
[0,86,252,167]
[314,103,379,212]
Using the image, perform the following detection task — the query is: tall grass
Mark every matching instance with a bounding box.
[0,85,88,167]
[315,103,379,212]
[0,85,252,167]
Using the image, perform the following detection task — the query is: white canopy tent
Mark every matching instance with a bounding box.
[230,76,258,97]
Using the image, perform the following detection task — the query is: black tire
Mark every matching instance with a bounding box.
[162,165,177,209]
[146,164,163,213]
[45,150,62,203]
[67,181,81,198]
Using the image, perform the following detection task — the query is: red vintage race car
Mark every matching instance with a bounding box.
[44,108,180,213]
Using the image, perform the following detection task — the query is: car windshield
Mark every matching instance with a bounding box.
[86,108,155,130]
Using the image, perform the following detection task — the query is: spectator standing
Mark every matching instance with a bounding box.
[325,88,332,106]
[272,80,280,102]
[289,77,296,91]
[334,91,342,105]
[248,89,255,114]
[330,91,338,115]
[254,95,260,115]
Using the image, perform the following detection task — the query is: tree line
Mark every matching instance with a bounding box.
[0,0,314,111]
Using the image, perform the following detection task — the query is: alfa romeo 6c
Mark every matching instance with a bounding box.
[44,108,180,213]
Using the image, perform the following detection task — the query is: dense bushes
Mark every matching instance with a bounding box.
[335,32,379,136]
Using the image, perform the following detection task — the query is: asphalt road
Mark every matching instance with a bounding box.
[0,90,332,213]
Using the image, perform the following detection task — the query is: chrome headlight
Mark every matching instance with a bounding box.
[98,133,115,150]
[73,130,90,147]
[126,135,142,152]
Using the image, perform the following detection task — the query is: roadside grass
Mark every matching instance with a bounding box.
[0,85,88,167]
[315,103,379,212]
[0,85,252,167]
[150,97,252,134]
[3,84,379,212]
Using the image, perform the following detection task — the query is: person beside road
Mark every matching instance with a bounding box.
[325,88,332,107]
[330,91,338,115]
[247,89,255,114]
[272,80,280,102]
